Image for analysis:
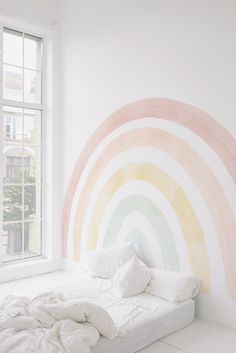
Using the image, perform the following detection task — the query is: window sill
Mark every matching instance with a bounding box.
[0,258,61,284]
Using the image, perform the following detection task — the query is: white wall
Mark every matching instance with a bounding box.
[59,0,236,328]
[60,0,236,184]
[0,0,60,28]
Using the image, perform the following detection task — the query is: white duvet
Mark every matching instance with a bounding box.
[0,292,117,353]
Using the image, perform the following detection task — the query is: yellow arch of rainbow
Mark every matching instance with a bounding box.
[86,162,211,292]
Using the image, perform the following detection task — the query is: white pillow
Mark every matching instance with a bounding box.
[114,256,151,298]
[85,242,136,278]
[145,268,200,304]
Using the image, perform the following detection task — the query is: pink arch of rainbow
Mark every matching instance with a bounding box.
[62,98,236,257]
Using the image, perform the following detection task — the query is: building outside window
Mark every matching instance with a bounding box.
[0,27,43,262]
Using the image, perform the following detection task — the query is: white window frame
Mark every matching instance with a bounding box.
[0,15,56,279]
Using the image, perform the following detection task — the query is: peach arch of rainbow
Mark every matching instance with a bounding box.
[62,98,236,258]
[86,162,210,292]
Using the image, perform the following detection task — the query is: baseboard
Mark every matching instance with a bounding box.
[196,307,236,330]
[0,258,62,284]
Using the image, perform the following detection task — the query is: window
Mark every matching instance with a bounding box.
[0,27,43,263]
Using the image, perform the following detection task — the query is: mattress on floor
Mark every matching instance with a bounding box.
[92,298,194,353]
[45,272,195,353]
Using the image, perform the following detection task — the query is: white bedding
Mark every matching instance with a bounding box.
[64,274,195,353]
[0,272,195,353]
[0,291,117,353]
[31,272,195,353]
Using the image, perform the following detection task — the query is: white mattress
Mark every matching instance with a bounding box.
[37,272,195,353]
[92,298,194,353]
[3,272,194,353]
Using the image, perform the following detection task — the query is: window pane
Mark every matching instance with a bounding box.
[3,185,22,222]
[24,221,41,258]
[23,147,41,184]
[3,28,23,67]
[3,64,23,101]
[3,147,24,184]
[2,223,23,262]
[24,185,41,220]
[3,106,23,143]
[24,34,42,71]
[24,69,41,104]
[24,109,41,145]
[2,28,43,264]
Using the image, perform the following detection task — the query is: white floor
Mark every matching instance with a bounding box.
[0,271,235,353]
[139,320,236,353]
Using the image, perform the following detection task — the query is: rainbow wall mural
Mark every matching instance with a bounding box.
[62,98,236,301]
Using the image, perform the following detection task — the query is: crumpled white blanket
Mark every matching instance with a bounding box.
[0,292,118,353]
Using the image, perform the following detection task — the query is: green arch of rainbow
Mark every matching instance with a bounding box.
[87,162,211,292]
[120,228,160,267]
[103,194,180,271]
